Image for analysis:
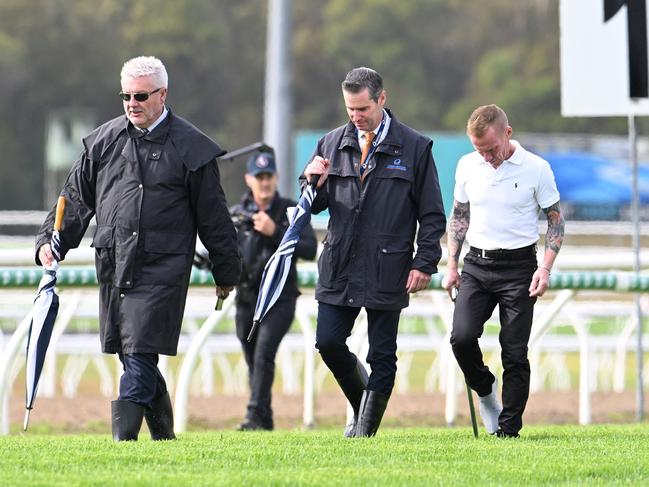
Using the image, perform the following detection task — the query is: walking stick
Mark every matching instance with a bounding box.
[451,287,479,438]
[465,378,479,438]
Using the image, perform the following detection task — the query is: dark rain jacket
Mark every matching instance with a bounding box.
[35,110,241,355]
[230,191,317,305]
[303,110,446,310]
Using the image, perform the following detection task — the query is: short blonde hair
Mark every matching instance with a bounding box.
[466,104,508,138]
[120,56,168,88]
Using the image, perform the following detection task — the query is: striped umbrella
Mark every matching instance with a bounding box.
[24,196,65,431]
[248,178,318,341]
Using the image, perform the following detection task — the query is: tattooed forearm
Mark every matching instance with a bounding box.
[542,201,565,254]
[447,200,470,262]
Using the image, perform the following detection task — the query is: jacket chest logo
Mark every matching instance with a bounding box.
[385,158,408,171]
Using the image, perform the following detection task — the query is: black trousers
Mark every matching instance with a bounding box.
[316,302,401,396]
[450,252,537,435]
[118,353,168,408]
[235,296,296,427]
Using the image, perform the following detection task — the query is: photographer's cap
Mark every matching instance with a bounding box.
[247,151,276,176]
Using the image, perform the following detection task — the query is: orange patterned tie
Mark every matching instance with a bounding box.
[359,131,376,176]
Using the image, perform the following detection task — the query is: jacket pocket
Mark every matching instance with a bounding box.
[92,225,114,248]
[377,240,413,293]
[372,170,415,229]
[144,231,191,254]
[142,231,192,285]
[317,239,346,290]
[91,225,115,284]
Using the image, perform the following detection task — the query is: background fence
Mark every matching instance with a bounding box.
[1,264,648,435]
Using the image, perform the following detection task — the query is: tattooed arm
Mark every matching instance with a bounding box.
[529,201,565,297]
[442,200,470,296]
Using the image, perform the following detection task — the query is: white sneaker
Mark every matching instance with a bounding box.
[478,378,502,434]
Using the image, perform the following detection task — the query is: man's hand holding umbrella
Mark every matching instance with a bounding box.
[25,196,65,431]
[37,244,56,268]
[303,156,329,188]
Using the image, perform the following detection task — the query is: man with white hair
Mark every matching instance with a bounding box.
[36,56,241,441]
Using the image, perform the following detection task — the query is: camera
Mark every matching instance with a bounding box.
[231,208,256,232]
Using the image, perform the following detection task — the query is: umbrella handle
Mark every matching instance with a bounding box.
[309,174,320,189]
[54,196,66,232]
[451,286,458,302]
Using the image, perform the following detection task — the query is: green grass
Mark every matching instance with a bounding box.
[1,425,648,486]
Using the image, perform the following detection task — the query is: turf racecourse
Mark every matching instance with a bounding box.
[1,425,647,486]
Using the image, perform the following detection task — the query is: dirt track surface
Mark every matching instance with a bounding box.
[9,391,645,434]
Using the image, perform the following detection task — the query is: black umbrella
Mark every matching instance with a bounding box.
[24,196,65,431]
[248,177,319,342]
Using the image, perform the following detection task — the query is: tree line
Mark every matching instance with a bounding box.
[0,0,638,210]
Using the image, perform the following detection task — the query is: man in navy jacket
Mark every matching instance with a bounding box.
[303,67,446,437]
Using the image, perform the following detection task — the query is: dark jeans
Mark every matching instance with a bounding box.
[316,302,401,396]
[450,253,537,434]
[235,296,296,427]
[118,353,168,408]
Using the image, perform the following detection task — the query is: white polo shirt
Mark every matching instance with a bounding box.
[454,140,560,250]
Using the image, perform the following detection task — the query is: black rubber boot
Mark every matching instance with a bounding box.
[335,359,369,437]
[111,400,144,442]
[144,392,176,440]
[354,390,390,437]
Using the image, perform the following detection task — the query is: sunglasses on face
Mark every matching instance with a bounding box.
[118,87,162,102]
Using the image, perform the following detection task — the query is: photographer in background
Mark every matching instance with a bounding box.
[231,150,317,430]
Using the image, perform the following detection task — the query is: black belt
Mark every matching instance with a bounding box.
[469,244,536,260]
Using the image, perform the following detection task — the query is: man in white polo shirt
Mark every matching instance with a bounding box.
[442,104,564,438]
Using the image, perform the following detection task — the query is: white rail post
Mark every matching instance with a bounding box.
[346,311,368,425]
[295,302,315,428]
[0,310,32,435]
[614,317,636,392]
[568,305,592,425]
[431,291,460,425]
[174,297,235,434]
[444,343,459,426]
[41,291,82,397]
[529,289,576,347]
